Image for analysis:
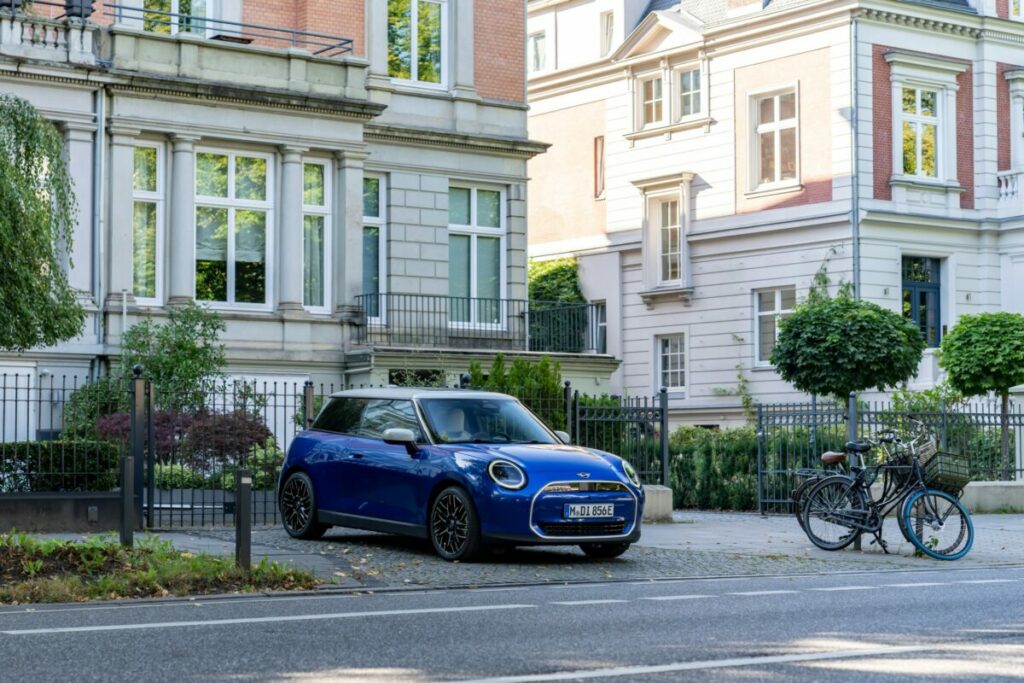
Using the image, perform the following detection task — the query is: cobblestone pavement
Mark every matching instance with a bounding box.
[178,523,914,589]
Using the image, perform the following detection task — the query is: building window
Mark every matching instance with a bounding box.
[657,334,686,390]
[142,0,209,34]
[132,144,163,303]
[679,68,701,119]
[528,32,546,73]
[594,136,605,198]
[194,150,273,307]
[754,90,798,188]
[593,302,607,354]
[902,257,942,348]
[640,76,664,128]
[363,175,386,321]
[448,185,505,325]
[900,87,939,179]
[1013,0,1024,20]
[755,287,796,365]
[656,198,680,285]
[388,0,445,85]
[302,160,331,313]
[600,11,614,57]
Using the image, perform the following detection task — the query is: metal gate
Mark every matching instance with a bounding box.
[571,389,668,486]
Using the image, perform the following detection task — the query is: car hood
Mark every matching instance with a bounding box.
[447,443,624,475]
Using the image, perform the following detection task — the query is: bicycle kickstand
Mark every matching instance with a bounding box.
[869,531,890,554]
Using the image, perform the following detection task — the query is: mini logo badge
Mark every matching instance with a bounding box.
[577,472,591,479]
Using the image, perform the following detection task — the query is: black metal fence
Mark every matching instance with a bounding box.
[756,395,1024,513]
[1,372,668,528]
[354,293,603,354]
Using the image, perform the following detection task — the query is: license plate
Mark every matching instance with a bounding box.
[564,503,614,518]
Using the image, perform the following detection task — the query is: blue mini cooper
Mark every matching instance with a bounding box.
[278,388,645,561]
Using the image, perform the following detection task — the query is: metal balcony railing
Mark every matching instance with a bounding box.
[353,294,605,355]
[105,4,353,58]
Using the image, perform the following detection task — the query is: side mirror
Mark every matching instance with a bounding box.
[554,430,571,444]
[383,428,419,455]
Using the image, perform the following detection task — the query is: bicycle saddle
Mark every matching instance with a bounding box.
[845,440,871,453]
[820,451,846,465]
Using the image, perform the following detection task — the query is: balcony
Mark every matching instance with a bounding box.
[998,170,1024,217]
[353,294,606,355]
[0,1,97,65]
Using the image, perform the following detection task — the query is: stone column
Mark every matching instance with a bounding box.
[278,146,307,313]
[107,127,140,307]
[333,149,367,322]
[63,122,96,301]
[452,0,475,96]
[168,134,200,306]
[365,0,389,86]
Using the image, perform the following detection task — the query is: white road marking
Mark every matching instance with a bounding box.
[550,599,629,606]
[452,646,929,682]
[641,595,716,601]
[883,582,948,588]
[955,579,1016,585]
[808,586,875,592]
[0,604,536,635]
[729,590,800,596]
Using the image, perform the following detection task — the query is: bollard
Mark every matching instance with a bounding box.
[235,468,252,572]
[120,454,134,548]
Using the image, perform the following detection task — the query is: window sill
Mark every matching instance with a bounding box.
[625,116,711,142]
[750,363,777,373]
[639,285,693,309]
[889,175,964,193]
[745,182,802,199]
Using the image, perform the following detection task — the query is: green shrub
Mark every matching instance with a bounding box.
[468,354,566,431]
[61,378,128,440]
[150,464,206,490]
[669,427,769,510]
[0,441,120,492]
[210,438,284,491]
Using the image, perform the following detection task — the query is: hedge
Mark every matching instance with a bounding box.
[0,441,121,492]
[669,427,760,511]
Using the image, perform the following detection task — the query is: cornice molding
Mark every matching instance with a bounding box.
[364,124,549,159]
[861,8,980,37]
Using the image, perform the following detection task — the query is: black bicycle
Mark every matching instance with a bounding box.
[798,422,974,561]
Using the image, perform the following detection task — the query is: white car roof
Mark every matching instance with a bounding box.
[327,388,517,401]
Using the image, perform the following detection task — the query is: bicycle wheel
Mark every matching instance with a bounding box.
[800,475,867,551]
[791,476,820,532]
[901,489,974,560]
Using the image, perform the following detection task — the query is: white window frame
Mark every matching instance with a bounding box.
[528,31,546,74]
[637,73,665,130]
[1012,0,1024,21]
[674,65,703,121]
[656,333,687,393]
[448,184,507,330]
[750,86,800,192]
[388,0,449,90]
[652,194,681,287]
[753,286,796,367]
[193,147,275,311]
[363,172,388,325]
[132,142,164,306]
[896,85,942,181]
[599,11,614,58]
[594,135,605,198]
[141,0,214,36]
[301,158,332,315]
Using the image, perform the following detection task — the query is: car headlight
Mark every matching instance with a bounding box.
[622,460,642,487]
[488,460,527,490]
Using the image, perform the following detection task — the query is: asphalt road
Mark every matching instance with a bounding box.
[2,564,1023,682]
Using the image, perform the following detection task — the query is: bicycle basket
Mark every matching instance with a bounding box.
[924,451,970,497]
[917,438,938,466]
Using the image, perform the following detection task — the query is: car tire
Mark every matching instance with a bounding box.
[580,542,630,559]
[280,471,329,540]
[429,486,482,562]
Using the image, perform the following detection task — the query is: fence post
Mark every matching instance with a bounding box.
[756,403,765,515]
[573,390,581,446]
[119,453,134,548]
[659,387,669,487]
[130,365,145,530]
[563,381,572,440]
[235,468,252,572]
[940,399,948,452]
[146,380,155,529]
[303,380,315,429]
[847,391,861,551]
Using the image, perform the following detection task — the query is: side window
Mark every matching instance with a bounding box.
[312,398,366,434]
[359,400,424,441]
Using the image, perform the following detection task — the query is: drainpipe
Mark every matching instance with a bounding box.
[850,13,861,299]
[91,87,106,378]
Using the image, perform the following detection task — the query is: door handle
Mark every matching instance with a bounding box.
[351,452,365,459]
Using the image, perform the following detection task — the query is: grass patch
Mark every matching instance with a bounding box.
[0,531,318,604]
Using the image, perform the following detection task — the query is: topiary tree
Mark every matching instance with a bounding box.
[0,94,85,351]
[528,257,586,303]
[940,312,1024,480]
[771,286,926,408]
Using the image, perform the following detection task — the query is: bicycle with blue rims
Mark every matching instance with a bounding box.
[799,418,974,561]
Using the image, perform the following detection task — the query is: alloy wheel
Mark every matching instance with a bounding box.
[282,474,313,534]
[431,492,469,556]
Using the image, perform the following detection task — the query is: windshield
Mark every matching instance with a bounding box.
[418,398,559,445]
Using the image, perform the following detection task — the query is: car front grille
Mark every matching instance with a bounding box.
[537,521,627,537]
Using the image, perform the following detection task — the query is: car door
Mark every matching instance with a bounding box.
[346,399,428,526]
[304,397,366,514]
